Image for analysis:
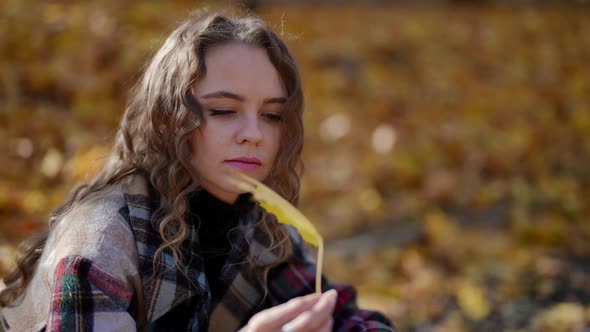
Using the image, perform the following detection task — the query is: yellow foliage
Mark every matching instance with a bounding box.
[531,303,586,332]
[455,279,490,321]
[40,148,64,179]
[65,145,110,182]
[21,190,48,214]
[1,4,589,330]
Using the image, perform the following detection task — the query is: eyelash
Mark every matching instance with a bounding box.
[209,109,234,116]
[264,113,283,122]
[209,109,283,122]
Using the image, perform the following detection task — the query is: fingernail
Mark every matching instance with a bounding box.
[282,322,295,332]
[326,289,337,305]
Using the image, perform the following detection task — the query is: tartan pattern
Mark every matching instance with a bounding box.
[122,191,211,329]
[120,179,395,331]
[41,175,395,331]
[47,256,134,332]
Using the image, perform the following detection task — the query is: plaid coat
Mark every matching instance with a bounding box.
[1,175,394,331]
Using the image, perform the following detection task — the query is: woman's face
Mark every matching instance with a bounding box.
[191,43,286,203]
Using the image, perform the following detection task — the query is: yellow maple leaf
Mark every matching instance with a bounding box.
[229,172,324,294]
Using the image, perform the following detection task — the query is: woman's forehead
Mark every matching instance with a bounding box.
[195,43,286,101]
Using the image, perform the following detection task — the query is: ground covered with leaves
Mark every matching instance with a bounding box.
[1,2,589,331]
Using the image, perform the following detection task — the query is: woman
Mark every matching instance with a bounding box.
[0,10,394,332]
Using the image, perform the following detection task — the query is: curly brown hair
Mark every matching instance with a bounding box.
[0,9,305,314]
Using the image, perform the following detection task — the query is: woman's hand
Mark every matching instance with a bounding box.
[243,289,338,332]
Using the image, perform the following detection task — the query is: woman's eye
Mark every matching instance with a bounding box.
[264,113,283,122]
[209,109,235,116]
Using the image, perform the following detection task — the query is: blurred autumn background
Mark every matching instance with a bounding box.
[1,0,590,331]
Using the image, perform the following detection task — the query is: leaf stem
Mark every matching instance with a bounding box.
[316,240,324,294]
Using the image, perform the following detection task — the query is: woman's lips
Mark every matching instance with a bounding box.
[225,160,260,171]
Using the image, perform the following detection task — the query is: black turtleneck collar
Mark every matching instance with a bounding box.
[188,189,256,225]
[187,189,257,303]
[187,189,257,256]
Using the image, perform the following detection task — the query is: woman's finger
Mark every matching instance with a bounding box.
[281,289,338,332]
[246,293,321,331]
[317,317,334,332]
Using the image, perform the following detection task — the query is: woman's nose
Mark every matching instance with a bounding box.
[236,113,263,144]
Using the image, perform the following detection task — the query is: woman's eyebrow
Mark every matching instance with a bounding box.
[263,97,287,105]
[200,91,244,101]
[200,91,287,104]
